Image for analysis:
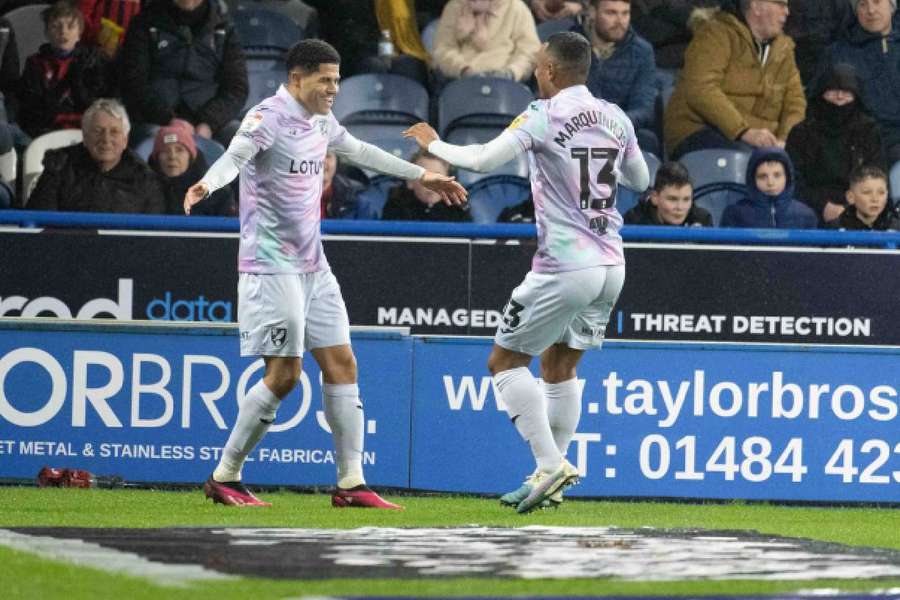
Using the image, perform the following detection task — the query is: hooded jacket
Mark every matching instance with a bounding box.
[149,151,235,216]
[820,13,900,148]
[720,146,817,229]
[785,62,885,220]
[573,21,657,130]
[120,0,248,133]
[29,143,165,214]
[664,10,806,153]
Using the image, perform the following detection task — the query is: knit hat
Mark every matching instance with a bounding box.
[848,0,897,11]
[151,119,197,160]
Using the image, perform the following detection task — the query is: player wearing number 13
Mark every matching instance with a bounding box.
[405,32,649,513]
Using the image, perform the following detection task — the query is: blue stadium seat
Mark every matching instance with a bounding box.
[678,149,749,226]
[232,6,303,54]
[353,132,419,178]
[438,76,534,139]
[5,4,48,75]
[357,175,402,220]
[133,134,226,168]
[333,74,429,126]
[466,175,531,224]
[421,18,439,55]
[243,61,284,113]
[536,16,576,42]
[442,126,530,187]
[890,160,900,207]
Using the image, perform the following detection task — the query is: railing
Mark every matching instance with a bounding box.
[1,209,899,248]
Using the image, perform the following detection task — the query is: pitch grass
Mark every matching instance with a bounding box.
[1,486,899,599]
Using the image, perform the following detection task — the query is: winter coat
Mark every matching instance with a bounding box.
[574,22,658,130]
[825,204,900,231]
[322,173,364,219]
[623,199,712,226]
[432,0,540,81]
[18,43,110,137]
[664,10,806,153]
[784,0,853,85]
[818,16,900,150]
[29,143,166,214]
[720,146,817,229]
[120,0,248,133]
[0,18,19,104]
[150,152,235,216]
[382,184,471,222]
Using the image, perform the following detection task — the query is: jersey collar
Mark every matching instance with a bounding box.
[277,84,315,121]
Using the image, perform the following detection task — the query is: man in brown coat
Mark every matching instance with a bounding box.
[664,0,806,160]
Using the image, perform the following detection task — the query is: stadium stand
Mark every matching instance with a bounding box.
[678,148,749,225]
[466,174,531,224]
[231,6,304,54]
[5,3,48,75]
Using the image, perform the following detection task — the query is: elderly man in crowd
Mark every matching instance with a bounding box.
[28,98,165,213]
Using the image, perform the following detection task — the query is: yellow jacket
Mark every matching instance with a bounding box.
[664,11,806,153]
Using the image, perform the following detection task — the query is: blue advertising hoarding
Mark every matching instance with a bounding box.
[0,321,412,487]
[1,319,898,503]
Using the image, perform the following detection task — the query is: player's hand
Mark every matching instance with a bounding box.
[403,122,440,150]
[184,182,210,215]
[421,171,467,206]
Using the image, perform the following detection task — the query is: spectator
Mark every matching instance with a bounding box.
[28,98,165,213]
[77,0,141,59]
[818,0,900,163]
[321,151,364,219]
[18,0,111,139]
[382,150,470,221]
[573,0,659,155]
[149,119,236,216]
[631,0,721,69]
[786,62,885,224]
[784,0,853,86]
[664,0,806,160]
[432,0,540,83]
[825,165,900,230]
[720,146,816,229]
[120,0,248,146]
[498,196,534,223]
[624,160,711,225]
[529,0,585,23]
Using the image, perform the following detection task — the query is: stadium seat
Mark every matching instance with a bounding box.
[5,4,49,74]
[466,174,531,224]
[438,76,534,140]
[890,160,900,207]
[0,147,16,190]
[356,174,401,220]
[243,61,284,114]
[226,0,316,37]
[693,181,747,226]
[677,149,749,225]
[536,16,576,42]
[439,126,529,187]
[333,73,429,126]
[21,129,83,204]
[231,6,303,54]
[133,135,226,167]
[421,18,438,55]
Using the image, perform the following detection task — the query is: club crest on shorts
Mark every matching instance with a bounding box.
[269,327,287,348]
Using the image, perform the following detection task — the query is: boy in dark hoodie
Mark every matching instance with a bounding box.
[786,62,885,224]
[18,0,110,138]
[720,146,817,229]
[624,160,712,226]
[826,164,900,231]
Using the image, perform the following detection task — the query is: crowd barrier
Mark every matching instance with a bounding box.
[0,319,897,503]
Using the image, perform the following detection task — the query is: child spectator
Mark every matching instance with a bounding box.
[382,150,470,221]
[720,146,817,229]
[149,119,236,216]
[826,165,900,231]
[624,160,711,226]
[18,0,110,138]
[321,151,364,219]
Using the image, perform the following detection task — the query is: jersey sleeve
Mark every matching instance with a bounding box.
[504,100,550,153]
[620,107,640,159]
[326,112,349,147]
[236,104,278,151]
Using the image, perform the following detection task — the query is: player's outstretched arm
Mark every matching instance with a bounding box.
[184,182,210,215]
[420,171,467,206]
[403,122,521,174]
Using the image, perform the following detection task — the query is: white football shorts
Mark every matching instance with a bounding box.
[237,270,351,357]
[494,264,626,356]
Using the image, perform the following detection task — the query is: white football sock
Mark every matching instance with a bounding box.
[494,367,562,473]
[545,378,582,456]
[323,383,365,489]
[214,379,280,482]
